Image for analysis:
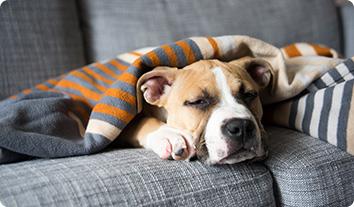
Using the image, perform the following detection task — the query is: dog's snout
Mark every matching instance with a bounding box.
[222,118,254,142]
[224,119,243,137]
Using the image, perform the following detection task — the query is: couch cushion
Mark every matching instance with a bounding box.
[0,0,86,100]
[78,0,341,62]
[0,149,275,206]
[265,127,354,207]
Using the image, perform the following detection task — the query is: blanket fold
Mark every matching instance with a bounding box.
[0,35,352,164]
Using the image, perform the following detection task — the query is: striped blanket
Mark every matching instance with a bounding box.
[0,35,353,164]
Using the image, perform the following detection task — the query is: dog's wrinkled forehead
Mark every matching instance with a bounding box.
[178,60,257,96]
[165,59,263,114]
[184,59,243,78]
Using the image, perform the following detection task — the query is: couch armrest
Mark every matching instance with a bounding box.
[340,3,354,57]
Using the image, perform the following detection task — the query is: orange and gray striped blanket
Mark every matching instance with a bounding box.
[0,35,353,163]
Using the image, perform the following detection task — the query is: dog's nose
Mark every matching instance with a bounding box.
[222,118,254,142]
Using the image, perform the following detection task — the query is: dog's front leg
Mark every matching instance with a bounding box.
[142,123,196,160]
[123,117,195,160]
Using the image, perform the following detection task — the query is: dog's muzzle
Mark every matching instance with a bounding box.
[221,118,257,150]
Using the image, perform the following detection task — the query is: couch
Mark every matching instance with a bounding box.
[0,0,353,206]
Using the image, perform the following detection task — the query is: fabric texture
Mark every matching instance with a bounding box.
[0,149,275,207]
[78,0,341,62]
[0,0,86,100]
[0,35,352,164]
[266,57,354,154]
[341,2,354,57]
[265,127,354,207]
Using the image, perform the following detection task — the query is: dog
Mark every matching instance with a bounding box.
[118,57,272,165]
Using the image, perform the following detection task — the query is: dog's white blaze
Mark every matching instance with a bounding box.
[213,67,251,116]
[204,67,256,164]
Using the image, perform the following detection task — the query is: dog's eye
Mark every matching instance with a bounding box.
[184,90,216,109]
[238,85,258,103]
[241,91,258,103]
[184,98,210,108]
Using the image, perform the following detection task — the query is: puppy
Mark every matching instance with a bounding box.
[119,57,272,165]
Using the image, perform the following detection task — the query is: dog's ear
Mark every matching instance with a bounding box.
[137,67,178,107]
[229,57,273,88]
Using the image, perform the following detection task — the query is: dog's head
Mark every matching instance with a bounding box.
[138,58,272,164]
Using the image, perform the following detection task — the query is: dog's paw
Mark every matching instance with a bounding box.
[144,125,195,160]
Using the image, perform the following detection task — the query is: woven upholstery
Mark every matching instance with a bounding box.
[0,149,275,206]
[265,127,354,207]
[78,0,341,62]
[0,0,86,100]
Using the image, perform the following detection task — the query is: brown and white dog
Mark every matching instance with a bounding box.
[119,57,272,164]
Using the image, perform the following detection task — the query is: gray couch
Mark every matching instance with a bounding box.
[0,0,353,206]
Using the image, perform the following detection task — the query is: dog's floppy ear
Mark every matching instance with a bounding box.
[229,57,273,88]
[137,67,178,107]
